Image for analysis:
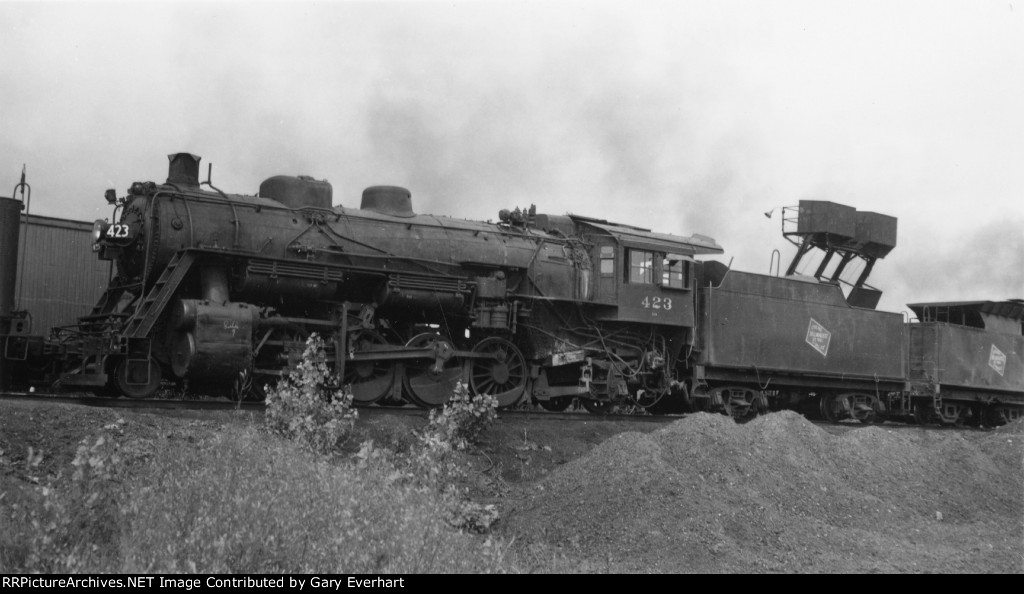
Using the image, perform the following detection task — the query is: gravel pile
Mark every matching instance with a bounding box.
[503,412,1023,573]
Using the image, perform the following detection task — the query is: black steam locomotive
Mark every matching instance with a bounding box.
[1,153,1021,425]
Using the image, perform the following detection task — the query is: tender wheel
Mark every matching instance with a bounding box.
[937,403,968,427]
[819,393,844,423]
[343,330,397,405]
[982,405,1009,428]
[113,357,162,399]
[538,397,573,412]
[469,337,528,408]
[402,333,462,408]
[720,387,761,423]
[845,393,884,425]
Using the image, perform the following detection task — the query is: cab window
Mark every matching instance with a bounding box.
[662,254,690,289]
[627,249,655,284]
[599,245,615,275]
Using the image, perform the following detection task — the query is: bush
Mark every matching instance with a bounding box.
[264,334,357,454]
[352,438,499,535]
[425,381,499,451]
[348,382,501,535]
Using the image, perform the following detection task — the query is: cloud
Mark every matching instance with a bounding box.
[0,1,1020,313]
[886,216,1024,311]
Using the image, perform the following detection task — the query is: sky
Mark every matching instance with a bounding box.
[1,0,1022,315]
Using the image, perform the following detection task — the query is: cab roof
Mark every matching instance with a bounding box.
[571,215,724,256]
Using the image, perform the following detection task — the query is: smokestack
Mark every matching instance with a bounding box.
[167,153,202,188]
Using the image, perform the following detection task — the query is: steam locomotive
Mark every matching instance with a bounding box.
[1,153,1021,425]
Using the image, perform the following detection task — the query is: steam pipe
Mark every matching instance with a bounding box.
[13,167,30,311]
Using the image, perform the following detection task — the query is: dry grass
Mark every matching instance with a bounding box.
[2,419,514,573]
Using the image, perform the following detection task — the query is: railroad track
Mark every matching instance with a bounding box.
[0,390,989,433]
[0,391,265,412]
[0,390,680,422]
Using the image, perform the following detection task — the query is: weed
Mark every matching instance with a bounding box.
[264,334,357,455]
[425,381,499,451]
[22,433,124,572]
[122,426,509,573]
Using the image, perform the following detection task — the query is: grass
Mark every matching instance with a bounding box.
[2,340,524,574]
[1,422,513,573]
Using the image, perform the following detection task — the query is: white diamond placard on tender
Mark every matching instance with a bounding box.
[989,344,1007,377]
[806,318,832,357]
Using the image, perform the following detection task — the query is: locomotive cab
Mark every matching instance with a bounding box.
[570,216,722,328]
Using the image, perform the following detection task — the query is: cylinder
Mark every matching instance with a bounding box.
[169,301,255,382]
[170,298,199,331]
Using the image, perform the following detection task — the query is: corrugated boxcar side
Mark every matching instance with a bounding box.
[698,269,906,381]
[14,215,110,335]
[910,323,1024,393]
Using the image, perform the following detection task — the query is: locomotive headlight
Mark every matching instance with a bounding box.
[92,219,109,242]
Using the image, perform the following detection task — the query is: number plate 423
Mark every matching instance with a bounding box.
[641,296,672,310]
[106,223,131,239]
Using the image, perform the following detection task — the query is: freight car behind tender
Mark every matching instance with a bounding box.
[903,300,1024,425]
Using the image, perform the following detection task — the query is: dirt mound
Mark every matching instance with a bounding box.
[502,412,1024,573]
[3,400,1020,573]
